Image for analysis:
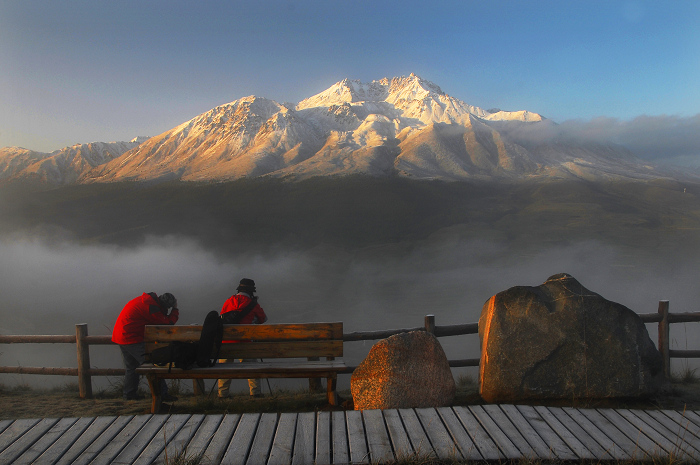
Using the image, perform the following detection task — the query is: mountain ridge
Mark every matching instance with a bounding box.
[1,74,691,185]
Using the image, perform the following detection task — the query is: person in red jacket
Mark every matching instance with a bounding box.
[218,278,268,398]
[112,292,180,401]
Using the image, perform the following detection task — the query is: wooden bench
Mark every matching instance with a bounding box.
[136,322,346,413]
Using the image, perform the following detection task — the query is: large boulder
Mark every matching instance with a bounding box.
[479,273,665,403]
[351,330,456,410]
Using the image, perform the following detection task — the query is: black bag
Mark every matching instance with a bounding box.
[196,310,224,367]
[150,341,198,371]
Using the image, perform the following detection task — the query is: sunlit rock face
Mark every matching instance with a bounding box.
[479,273,665,403]
[351,330,456,410]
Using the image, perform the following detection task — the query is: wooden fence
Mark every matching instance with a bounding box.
[0,300,698,399]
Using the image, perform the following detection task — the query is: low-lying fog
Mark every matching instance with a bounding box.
[1,234,698,392]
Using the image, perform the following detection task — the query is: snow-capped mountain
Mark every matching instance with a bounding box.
[0,138,146,184]
[0,74,685,184]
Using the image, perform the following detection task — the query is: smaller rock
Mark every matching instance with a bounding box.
[351,330,456,410]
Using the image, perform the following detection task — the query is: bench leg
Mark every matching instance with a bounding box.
[327,374,338,406]
[146,374,162,414]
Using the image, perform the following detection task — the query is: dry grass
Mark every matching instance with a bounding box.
[2,373,700,421]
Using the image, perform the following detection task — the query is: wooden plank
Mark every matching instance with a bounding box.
[14,417,78,465]
[435,407,481,461]
[54,416,122,465]
[178,414,223,460]
[635,410,700,459]
[292,412,316,465]
[452,406,503,460]
[246,412,277,465]
[221,413,260,465]
[104,414,168,465]
[0,421,12,437]
[0,418,40,455]
[147,339,343,359]
[331,411,349,465]
[33,416,94,465]
[399,408,435,459]
[657,410,700,438]
[550,408,615,461]
[533,406,597,460]
[683,410,700,430]
[268,413,296,465]
[363,409,394,464]
[153,414,206,465]
[202,414,240,465]
[415,408,460,460]
[219,340,344,359]
[0,418,59,464]
[224,322,344,340]
[315,411,331,465]
[482,404,537,458]
[618,409,698,461]
[132,414,191,465]
[468,405,520,458]
[138,359,347,377]
[467,405,522,459]
[346,410,370,464]
[575,408,637,460]
[587,408,657,461]
[510,405,575,460]
[651,410,700,455]
[72,415,149,465]
[500,405,554,459]
[145,322,343,342]
[598,408,666,458]
[383,409,413,459]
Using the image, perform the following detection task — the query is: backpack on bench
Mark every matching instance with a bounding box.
[149,310,224,371]
[150,341,198,371]
[196,310,224,367]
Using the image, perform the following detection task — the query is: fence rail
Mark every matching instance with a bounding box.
[0,301,698,398]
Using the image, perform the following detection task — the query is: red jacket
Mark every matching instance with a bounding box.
[220,293,267,344]
[220,294,267,324]
[112,292,179,345]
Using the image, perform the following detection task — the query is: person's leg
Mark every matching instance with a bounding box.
[120,343,145,399]
[217,359,231,397]
[248,377,262,397]
[241,359,262,396]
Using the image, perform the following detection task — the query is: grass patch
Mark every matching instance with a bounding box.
[4,376,700,421]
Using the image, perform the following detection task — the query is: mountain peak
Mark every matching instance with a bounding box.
[388,73,445,99]
[297,73,446,110]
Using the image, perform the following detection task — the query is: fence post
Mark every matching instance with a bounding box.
[658,300,670,380]
[425,315,435,334]
[76,324,93,399]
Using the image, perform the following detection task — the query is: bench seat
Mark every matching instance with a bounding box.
[136,322,346,413]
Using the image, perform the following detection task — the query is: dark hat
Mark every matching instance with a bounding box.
[158,292,176,308]
[236,278,256,293]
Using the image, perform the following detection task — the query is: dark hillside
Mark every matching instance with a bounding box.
[1,176,699,257]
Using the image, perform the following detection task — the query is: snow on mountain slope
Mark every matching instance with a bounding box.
[87,73,556,182]
[0,140,144,184]
[1,74,682,184]
[0,147,50,180]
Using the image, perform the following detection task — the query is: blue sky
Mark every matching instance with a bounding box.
[1,0,699,155]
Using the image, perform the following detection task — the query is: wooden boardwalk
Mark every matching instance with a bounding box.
[2,405,700,464]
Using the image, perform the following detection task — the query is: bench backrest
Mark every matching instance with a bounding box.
[144,322,343,360]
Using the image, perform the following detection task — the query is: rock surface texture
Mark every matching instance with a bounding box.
[479,273,664,403]
[351,330,456,410]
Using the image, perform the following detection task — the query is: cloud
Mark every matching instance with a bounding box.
[560,115,700,166]
[494,114,700,168]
